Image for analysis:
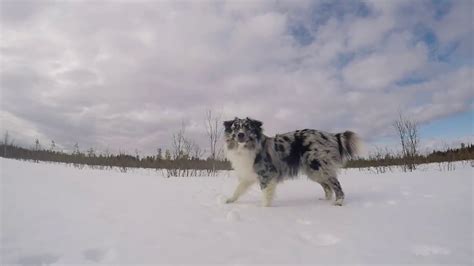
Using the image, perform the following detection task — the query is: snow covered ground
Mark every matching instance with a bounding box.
[1,158,472,265]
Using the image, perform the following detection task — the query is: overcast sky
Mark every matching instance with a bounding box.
[0,0,472,155]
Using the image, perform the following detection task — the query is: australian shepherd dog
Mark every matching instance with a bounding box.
[223,117,361,207]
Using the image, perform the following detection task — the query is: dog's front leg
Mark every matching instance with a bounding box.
[226,179,256,204]
[260,178,277,207]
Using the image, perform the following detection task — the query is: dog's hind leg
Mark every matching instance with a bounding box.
[307,173,333,200]
[320,182,333,200]
[226,179,256,204]
[327,177,344,206]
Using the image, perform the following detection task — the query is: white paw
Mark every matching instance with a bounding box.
[224,197,236,204]
[216,195,228,205]
[334,199,344,206]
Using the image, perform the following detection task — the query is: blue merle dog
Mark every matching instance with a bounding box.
[224,117,361,206]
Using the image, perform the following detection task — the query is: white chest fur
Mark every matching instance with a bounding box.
[225,144,258,181]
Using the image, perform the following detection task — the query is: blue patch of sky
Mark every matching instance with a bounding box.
[437,42,465,63]
[402,19,469,86]
[411,24,465,65]
[420,109,473,140]
[370,110,473,150]
[412,24,440,59]
[332,47,378,71]
[399,0,452,21]
[308,0,371,31]
[369,136,399,151]
[333,52,355,69]
[413,1,470,66]
[395,75,428,87]
[289,24,314,46]
[430,0,453,20]
[289,1,372,47]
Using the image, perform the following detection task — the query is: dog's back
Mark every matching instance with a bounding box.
[275,129,359,167]
[254,129,361,205]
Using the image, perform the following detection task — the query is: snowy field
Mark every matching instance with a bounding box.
[1,158,472,265]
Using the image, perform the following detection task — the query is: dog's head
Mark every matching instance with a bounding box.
[223,117,263,150]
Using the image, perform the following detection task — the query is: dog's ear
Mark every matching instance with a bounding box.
[223,119,234,132]
[247,117,263,128]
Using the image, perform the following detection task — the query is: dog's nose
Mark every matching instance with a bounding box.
[237,133,245,139]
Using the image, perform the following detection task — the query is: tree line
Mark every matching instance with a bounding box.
[1,111,231,177]
[1,136,472,175]
[347,143,474,171]
[0,140,231,175]
[1,113,472,175]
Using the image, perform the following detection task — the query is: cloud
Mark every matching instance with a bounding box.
[0,0,472,154]
[408,67,473,123]
[343,33,429,90]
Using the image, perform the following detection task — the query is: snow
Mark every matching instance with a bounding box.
[1,158,472,265]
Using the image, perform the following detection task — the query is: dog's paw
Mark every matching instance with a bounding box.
[318,197,332,201]
[334,199,344,206]
[216,195,228,205]
[225,198,236,204]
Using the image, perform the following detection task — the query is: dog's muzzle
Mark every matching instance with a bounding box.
[237,132,246,143]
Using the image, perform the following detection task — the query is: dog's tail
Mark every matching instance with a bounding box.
[335,131,362,163]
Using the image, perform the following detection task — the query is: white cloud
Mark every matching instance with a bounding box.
[0,111,47,147]
[346,2,396,51]
[343,33,429,90]
[408,67,473,123]
[434,0,473,44]
[0,0,472,154]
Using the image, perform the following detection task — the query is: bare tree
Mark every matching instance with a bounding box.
[393,113,420,171]
[156,148,163,160]
[3,131,10,157]
[168,122,205,177]
[184,138,203,159]
[73,142,80,155]
[191,143,204,159]
[34,139,41,151]
[3,131,9,145]
[87,147,96,157]
[164,149,171,160]
[205,109,224,175]
[50,140,56,152]
[134,149,140,160]
[169,125,185,177]
[171,122,187,160]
